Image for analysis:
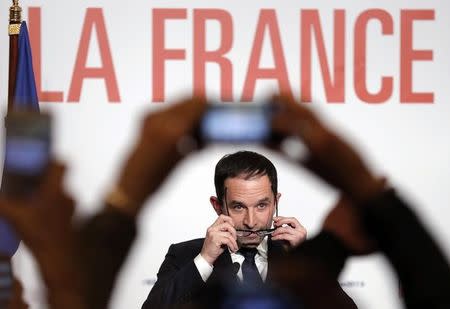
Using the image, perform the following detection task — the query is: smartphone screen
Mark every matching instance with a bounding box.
[1,112,51,196]
[200,105,271,143]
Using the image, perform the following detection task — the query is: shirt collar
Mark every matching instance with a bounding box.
[256,236,268,259]
[229,236,269,259]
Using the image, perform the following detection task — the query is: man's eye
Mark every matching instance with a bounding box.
[257,203,268,209]
[233,205,244,210]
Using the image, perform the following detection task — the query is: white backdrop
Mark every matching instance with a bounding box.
[1,1,450,308]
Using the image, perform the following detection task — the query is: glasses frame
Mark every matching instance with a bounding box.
[223,187,279,238]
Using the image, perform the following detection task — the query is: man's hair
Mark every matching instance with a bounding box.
[214,151,278,203]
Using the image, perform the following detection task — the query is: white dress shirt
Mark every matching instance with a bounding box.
[194,237,269,282]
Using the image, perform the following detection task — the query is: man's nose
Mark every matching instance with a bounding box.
[243,209,257,229]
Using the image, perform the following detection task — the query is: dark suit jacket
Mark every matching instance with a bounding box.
[141,236,357,309]
[141,237,284,307]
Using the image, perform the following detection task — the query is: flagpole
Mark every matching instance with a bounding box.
[1,2,22,307]
[8,0,22,113]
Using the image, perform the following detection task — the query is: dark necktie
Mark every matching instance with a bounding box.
[240,247,263,285]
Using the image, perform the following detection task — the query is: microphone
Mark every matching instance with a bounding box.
[232,262,240,275]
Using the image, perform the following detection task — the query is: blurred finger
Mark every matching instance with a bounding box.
[39,161,66,195]
[168,96,207,126]
[38,161,70,209]
[271,94,333,153]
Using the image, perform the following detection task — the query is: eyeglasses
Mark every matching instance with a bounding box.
[235,228,277,237]
[223,187,278,238]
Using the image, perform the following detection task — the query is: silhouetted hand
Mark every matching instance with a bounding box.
[271,94,384,204]
[0,162,85,309]
[114,96,207,216]
[323,196,377,255]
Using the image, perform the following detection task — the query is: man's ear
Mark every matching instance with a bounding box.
[274,193,281,216]
[210,196,223,216]
[276,192,281,203]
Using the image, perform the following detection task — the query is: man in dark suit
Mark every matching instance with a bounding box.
[141,151,308,308]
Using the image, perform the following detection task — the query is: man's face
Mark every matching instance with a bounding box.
[223,174,277,248]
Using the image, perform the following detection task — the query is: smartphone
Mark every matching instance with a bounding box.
[1,112,51,196]
[199,104,274,143]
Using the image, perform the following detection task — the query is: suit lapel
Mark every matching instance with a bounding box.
[206,238,289,284]
[208,250,236,285]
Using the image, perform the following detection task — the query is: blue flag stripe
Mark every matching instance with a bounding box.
[1,21,39,257]
[13,21,39,111]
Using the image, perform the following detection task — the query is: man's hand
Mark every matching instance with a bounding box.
[115,96,206,216]
[0,162,85,309]
[0,162,75,261]
[271,94,384,204]
[323,196,377,255]
[200,215,238,265]
[271,216,307,249]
